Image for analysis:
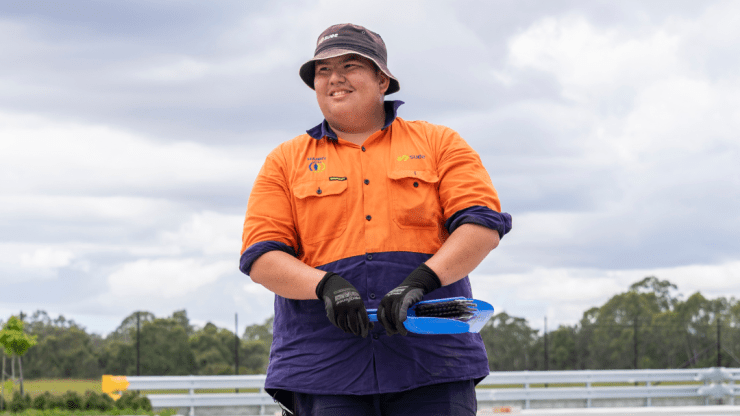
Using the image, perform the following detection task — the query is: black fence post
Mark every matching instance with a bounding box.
[544,317,549,388]
[136,312,140,376]
[717,317,721,367]
[544,317,549,371]
[633,316,638,370]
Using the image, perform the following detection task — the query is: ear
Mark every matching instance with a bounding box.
[377,71,390,95]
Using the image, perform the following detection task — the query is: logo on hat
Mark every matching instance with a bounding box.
[318,33,338,45]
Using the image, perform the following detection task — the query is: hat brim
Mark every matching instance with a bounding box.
[299,49,400,95]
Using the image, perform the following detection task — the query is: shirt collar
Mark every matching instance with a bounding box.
[306,100,405,140]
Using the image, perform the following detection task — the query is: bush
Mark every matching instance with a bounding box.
[115,390,151,411]
[31,391,52,409]
[8,391,31,413]
[4,389,154,414]
[82,390,114,411]
[47,392,66,409]
[61,390,82,410]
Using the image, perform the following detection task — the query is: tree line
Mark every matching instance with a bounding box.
[482,277,740,371]
[1,310,273,380]
[1,276,738,380]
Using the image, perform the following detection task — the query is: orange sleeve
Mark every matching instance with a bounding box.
[240,145,299,256]
[430,124,502,221]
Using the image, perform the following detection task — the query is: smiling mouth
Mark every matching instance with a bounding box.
[330,90,352,97]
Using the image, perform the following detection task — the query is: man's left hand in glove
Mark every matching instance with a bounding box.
[377,263,442,336]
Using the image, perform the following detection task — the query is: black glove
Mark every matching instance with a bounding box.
[377,263,442,336]
[315,272,373,338]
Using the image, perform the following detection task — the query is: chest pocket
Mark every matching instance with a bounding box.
[292,180,348,245]
[388,169,441,229]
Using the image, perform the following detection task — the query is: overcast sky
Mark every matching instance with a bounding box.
[2,0,739,336]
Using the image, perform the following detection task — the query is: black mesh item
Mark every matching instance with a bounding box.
[414,299,477,321]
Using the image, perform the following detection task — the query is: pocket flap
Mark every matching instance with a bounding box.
[388,170,439,184]
[293,180,348,199]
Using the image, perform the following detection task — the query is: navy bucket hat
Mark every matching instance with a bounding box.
[299,23,400,95]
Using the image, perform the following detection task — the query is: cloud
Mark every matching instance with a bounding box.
[20,247,75,269]
[0,111,268,196]
[107,258,233,298]
[2,1,740,337]
[160,211,244,256]
[507,15,682,102]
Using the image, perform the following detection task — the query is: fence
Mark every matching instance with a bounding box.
[103,367,740,416]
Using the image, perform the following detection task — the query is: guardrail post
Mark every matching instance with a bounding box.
[189,387,195,416]
[260,387,266,415]
[524,380,530,409]
[188,373,196,416]
[586,378,591,408]
[646,381,651,407]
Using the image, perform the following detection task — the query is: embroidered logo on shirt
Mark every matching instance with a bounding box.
[307,157,326,172]
[396,154,425,161]
[329,177,347,181]
[309,162,326,172]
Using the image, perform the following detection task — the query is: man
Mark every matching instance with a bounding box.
[240,23,512,416]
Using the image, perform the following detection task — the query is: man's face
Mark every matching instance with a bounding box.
[314,54,389,130]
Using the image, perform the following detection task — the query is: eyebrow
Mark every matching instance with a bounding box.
[315,55,363,66]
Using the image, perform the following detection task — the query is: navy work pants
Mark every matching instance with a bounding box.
[293,379,477,416]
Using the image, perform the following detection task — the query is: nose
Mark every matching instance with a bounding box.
[328,68,346,85]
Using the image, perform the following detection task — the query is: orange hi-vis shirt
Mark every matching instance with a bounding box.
[241,105,508,269]
[240,101,512,395]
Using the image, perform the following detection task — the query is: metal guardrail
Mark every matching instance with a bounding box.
[477,367,740,408]
[102,367,740,415]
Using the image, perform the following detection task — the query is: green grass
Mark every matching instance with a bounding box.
[1,379,101,402]
[0,409,178,416]
[1,379,261,401]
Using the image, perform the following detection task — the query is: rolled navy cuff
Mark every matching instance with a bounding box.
[445,205,512,238]
[240,241,297,276]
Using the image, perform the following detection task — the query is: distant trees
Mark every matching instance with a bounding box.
[22,312,99,379]
[15,310,273,379]
[479,276,740,371]
[3,277,739,380]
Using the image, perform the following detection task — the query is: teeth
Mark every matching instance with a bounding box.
[331,91,350,96]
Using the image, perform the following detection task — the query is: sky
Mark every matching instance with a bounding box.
[2,0,739,337]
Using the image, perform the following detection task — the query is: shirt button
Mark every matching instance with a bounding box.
[366,254,373,261]
[364,179,370,185]
[366,215,372,221]
[361,146,366,152]
[413,182,419,188]
[316,188,322,194]
[372,333,379,340]
[369,292,376,299]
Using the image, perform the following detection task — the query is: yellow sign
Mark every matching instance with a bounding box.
[101,375,130,400]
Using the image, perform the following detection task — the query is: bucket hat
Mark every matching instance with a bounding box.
[299,23,400,95]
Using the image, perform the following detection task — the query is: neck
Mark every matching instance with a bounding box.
[328,103,386,145]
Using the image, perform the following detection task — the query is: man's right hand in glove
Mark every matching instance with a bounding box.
[315,272,373,338]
